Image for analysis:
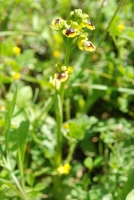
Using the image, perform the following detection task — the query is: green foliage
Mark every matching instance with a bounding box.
[126,190,134,200]
[121,171,134,199]
[4,88,18,152]
[0,0,134,199]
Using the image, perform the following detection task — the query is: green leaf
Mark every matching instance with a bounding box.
[0,74,12,83]
[89,85,134,95]
[26,173,35,187]
[0,40,13,56]
[93,156,104,168]
[0,178,21,197]
[66,115,98,140]
[121,170,134,199]
[16,86,33,106]
[33,183,46,192]
[80,139,97,156]
[84,157,93,170]
[0,31,18,36]
[126,190,134,200]
[4,88,18,152]
[4,108,30,156]
[17,120,29,164]
[68,121,84,140]
[88,186,113,200]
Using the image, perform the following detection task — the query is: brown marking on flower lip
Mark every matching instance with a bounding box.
[65,28,75,36]
[86,20,95,29]
[85,41,94,48]
[54,18,60,24]
[87,20,94,26]
[57,72,66,80]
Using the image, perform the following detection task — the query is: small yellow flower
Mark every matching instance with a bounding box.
[63,123,69,129]
[57,163,71,174]
[117,24,125,32]
[13,46,21,55]
[56,72,69,82]
[63,28,77,37]
[53,50,60,58]
[0,105,6,111]
[67,66,74,75]
[51,18,66,30]
[77,39,96,52]
[70,9,89,20]
[70,21,82,31]
[50,72,68,87]
[84,41,96,51]
[12,72,20,80]
[50,64,74,87]
[85,20,95,30]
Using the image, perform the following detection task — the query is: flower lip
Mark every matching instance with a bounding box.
[85,41,94,48]
[57,72,68,82]
[65,28,75,36]
[51,17,65,30]
[84,40,96,51]
[86,20,95,29]
[57,72,66,80]
[54,18,60,24]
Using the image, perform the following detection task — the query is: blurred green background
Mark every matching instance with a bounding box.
[0,0,134,200]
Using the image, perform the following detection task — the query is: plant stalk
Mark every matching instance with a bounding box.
[66,141,77,163]
[18,148,25,191]
[2,158,27,200]
[11,172,28,200]
[55,44,71,166]
[55,82,65,166]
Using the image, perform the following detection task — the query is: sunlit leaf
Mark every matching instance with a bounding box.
[126,190,134,200]
[4,88,18,152]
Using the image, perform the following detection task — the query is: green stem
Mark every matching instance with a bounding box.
[0,177,25,200]
[55,82,65,166]
[103,145,109,174]
[96,0,126,49]
[11,172,28,200]
[65,98,71,121]
[66,141,77,163]
[2,158,28,200]
[65,42,71,65]
[18,148,25,190]
[55,43,71,166]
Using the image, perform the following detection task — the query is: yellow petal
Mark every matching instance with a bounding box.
[13,46,21,55]
[57,163,71,174]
